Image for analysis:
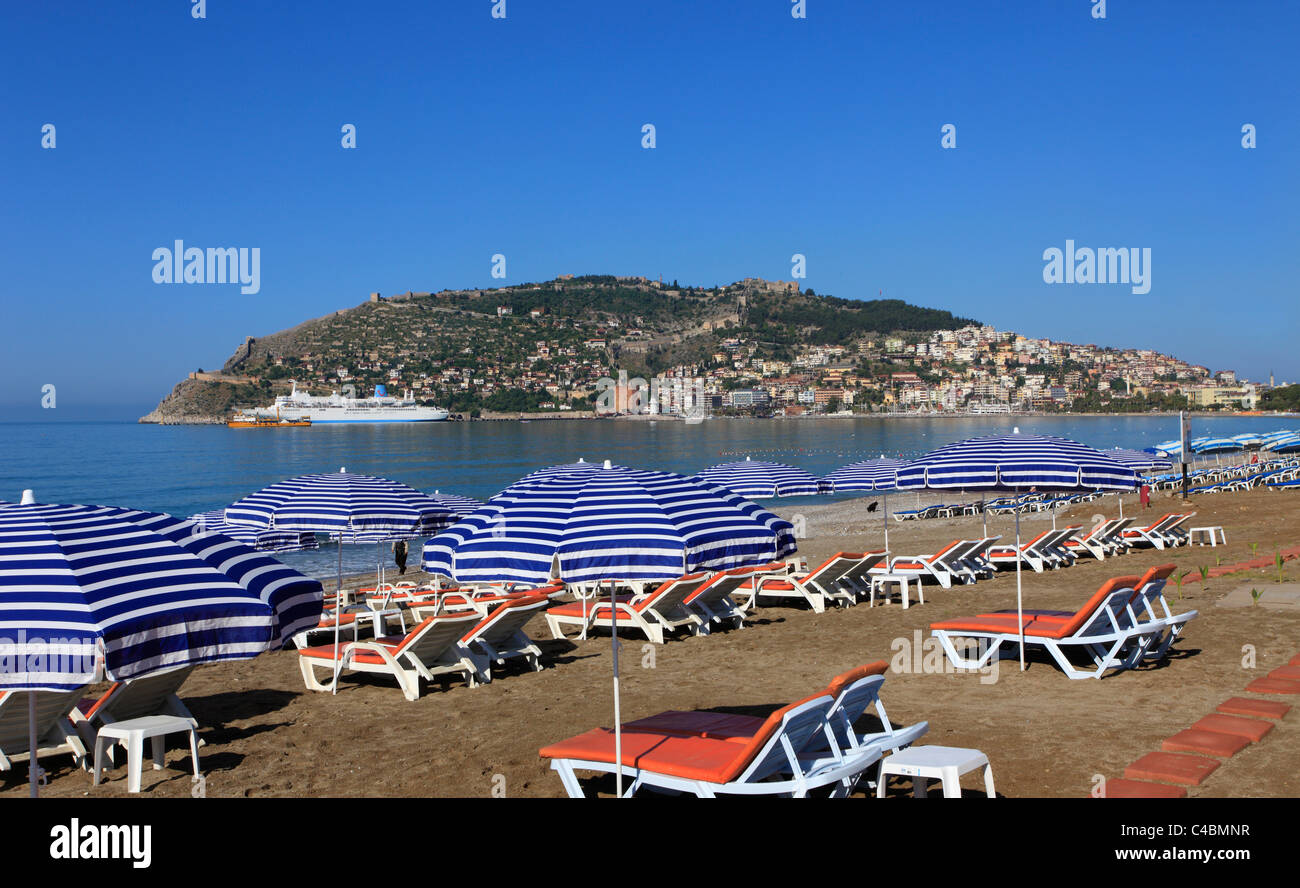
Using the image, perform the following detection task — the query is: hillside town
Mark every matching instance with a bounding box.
[170,276,1286,422]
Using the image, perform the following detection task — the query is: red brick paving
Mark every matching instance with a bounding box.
[1189,713,1273,742]
[1126,752,1221,786]
[1245,677,1300,694]
[1100,778,1187,799]
[1217,696,1291,719]
[1161,729,1251,757]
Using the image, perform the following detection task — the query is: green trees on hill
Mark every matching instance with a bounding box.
[1261,384,1300,411]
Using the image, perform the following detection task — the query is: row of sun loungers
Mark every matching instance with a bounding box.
[540,662,928,797]
[291,512,1202,700]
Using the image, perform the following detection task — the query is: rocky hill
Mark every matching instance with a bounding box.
[141,275,979,423]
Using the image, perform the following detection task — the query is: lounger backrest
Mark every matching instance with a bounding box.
[1056,575,1142,638]
[823,662,890,750]
[1126,563,1177,619]
[733,694,836,785]
[82,664,195,722]
[636,573,710,614]
[928,540,964,563]
[837,552,889,586]
[0,687,84,755]
[686,562,782,604]
[463,595,549,645]
[404,613,480,661]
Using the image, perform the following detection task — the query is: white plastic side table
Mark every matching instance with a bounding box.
[1188,526,1225,547]
[93,715,201,793]
[869,574,923,610]
[876,745,994,798]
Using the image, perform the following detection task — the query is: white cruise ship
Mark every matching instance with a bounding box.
[244,381,450,423]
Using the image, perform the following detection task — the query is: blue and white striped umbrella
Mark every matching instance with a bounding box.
[896,434,1138,492]
[423,463,797,585]
[895,432,1136,672]
[1190,437,1241,454]
[1105,448,1173,472]
[1153,439,1183,456]
[820,457,908,492]
[427,490,484,516]
[0,500,324,692]
[189,510,319,552]
[224,468,462,539]
[692,457,820,498]
[1260,430,1297,445]
[1230,433,1264,447]
[1264,433,1300,452]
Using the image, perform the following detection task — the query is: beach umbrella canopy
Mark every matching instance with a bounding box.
[820,457,907,492]
[224,469,463,539]
[1264,433,1300,452]
[189,510,319,552]
[1189,437,1240,454]
[0,494,324,796]
[692,457,820,498]
[1106,448,1173,472]
[423,463,797,586]
[1153,439,1183,457]
[426,490,484,516]
[896,432,1138,671]
[1230,433,1264,447]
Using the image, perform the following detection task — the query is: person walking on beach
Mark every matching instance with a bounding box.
[392,539,409,575]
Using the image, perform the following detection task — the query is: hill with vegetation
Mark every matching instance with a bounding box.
[141,276,978,422]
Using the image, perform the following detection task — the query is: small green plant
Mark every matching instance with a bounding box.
[1250,588,1264,607]
[1198,565,1210,583]
[1275,551,1286,583]
[1215,555,1222,567]
[1171,571,1186,602]
[1250,542,1259,558]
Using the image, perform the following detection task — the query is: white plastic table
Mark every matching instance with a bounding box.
[869,574,923,610]
[1188,526,1226,547]
[876,746,994,798]
[93,715,201,793]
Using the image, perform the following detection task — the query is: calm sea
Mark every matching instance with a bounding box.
[3,414,1296,579]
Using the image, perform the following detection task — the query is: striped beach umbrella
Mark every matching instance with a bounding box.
[189,510,319,552]
[1230,433,1264,447]
[821,456,907,549]
[1106,448,1173,472]
[1189,437,1240,454]
[1153,439,1183,457]
[423,460,796,797]
[225,468,465,688]
[692,457,819,498]
[225,469,462,539]
[897,432,1137,671]
[0,492,323,796]
[1264,433,1300,453]
[427,490,484,516]
[424,463,797,585]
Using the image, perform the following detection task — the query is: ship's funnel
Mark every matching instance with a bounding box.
[374,384,388,398]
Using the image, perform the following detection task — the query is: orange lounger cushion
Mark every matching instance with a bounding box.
[298,643,392,666]
[622,711,767,741]
[546,595,641,619]
[541,691,826,785]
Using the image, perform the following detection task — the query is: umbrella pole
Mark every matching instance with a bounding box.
[29,691,39,798]
[333,532,343,694]
[981,494,986,537]
[1016,506,1025,671]
[882,491,888,552]
[611,578,623,798]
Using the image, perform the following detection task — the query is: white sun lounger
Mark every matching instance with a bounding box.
[298,611,487,699]
[0,687,90,775]
[929,575,1165,680]
[544,573,711,644]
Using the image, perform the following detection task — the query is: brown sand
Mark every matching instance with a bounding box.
[6,486,1298,798]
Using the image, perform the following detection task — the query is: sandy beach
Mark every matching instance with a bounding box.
[6,484,1298,799]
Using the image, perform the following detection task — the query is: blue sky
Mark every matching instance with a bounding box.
[2,1,1296,417]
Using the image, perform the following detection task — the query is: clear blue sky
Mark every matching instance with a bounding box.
[2,1,1296,417]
